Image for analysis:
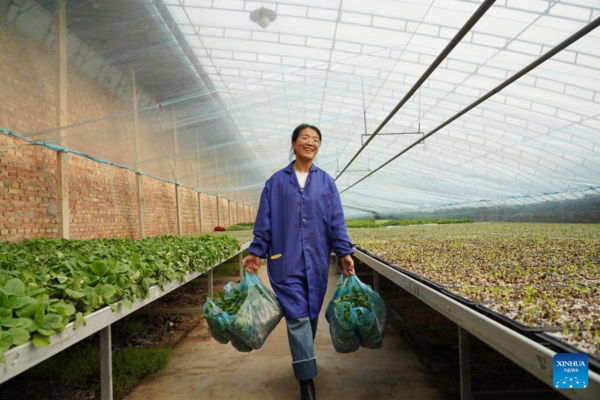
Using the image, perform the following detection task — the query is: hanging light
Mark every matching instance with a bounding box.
[250,7,277,29]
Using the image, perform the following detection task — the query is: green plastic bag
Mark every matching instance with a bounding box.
[329,300,360,353]
[226,273,283,349]
[203,289,253,352]
[203,272,283,352]
[326,274,388,352]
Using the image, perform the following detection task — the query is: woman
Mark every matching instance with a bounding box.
[242,124,355,400]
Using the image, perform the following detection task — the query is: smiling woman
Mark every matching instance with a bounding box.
[242,123,355,400]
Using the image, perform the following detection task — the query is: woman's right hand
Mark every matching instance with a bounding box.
[243,254,261,274]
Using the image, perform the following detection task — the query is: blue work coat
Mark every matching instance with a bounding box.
[249,161,354,320]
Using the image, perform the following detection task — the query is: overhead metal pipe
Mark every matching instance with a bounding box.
[340,14,600,194]
[335,0,496,181]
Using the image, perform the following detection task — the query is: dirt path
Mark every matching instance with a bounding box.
[125,262,446,400]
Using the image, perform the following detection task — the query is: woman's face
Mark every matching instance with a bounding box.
[292,128,321,162]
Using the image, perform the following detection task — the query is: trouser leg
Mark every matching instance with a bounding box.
[286,317,318,381]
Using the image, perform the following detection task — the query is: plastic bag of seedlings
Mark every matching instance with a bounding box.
[351,283,388,349]
[325,275,346,323]
[202,282,253,352]
[226,272,283,349]
[326,274,388,352]
[203,299,231,345]
[329,300,360,353]
[203,272,283,352]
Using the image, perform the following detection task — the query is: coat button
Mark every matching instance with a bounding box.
[303,218,307,223]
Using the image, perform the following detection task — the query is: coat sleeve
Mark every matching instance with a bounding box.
[249,180,271,258]
[329,180,354,258]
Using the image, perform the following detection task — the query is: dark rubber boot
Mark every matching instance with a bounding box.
[300,378,316,400]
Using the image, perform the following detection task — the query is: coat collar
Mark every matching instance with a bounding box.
[284,160,318,174]
[285,161,317,192]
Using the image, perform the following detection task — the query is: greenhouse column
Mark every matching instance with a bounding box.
[216,196,221,227]
[56,0,69,239]
[136,173,145,239]
[459,327,472,400]
[208,267,214,299]
[373,270,380,292]
[198,192,203,233]
[57,152,69,239]
[130,67,139,164]
[228,199,232,227]
[176,184,182,235]
[100,326,113,400]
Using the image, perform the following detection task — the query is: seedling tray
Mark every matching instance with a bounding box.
[475,304,562,337]
[440,288,483,307]
[355,246,446,291]
[410,274,446,291]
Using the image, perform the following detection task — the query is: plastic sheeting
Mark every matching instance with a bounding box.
[1,0,599,217]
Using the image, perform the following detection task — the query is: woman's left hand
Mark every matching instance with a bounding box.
[341,254,355,276]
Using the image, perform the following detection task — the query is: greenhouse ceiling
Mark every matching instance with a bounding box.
[4,0,600,217]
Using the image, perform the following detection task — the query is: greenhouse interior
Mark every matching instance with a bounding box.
[0,0,599,399]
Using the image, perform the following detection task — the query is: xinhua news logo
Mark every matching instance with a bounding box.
[553,353,588,389]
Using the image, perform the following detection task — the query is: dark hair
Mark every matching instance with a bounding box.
[289,124,322,161]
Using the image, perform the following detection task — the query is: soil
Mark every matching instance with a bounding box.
[0,271,242,400]
[353,259,567,400]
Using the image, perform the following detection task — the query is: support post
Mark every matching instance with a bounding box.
[100,326,113,400]
[56,0,69,239]
[130,67,139,164]
[198,192,203,233]
[136,173,145,239]
[374,270,380,292]
[459,327,473,400]
[216,196,221,227]
[239,252,244,281]
[56,0,67,127]
[208,268,213,299]
[175,184,182,235]
[172,106,178,181]
[57,152,69,239]
[228,199,232,227]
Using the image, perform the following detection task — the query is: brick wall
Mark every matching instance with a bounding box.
[0,135,57,241]
[69,155,138,240]
[142,176,177,237]
[0,132,255,241]
[179,186,199,235]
